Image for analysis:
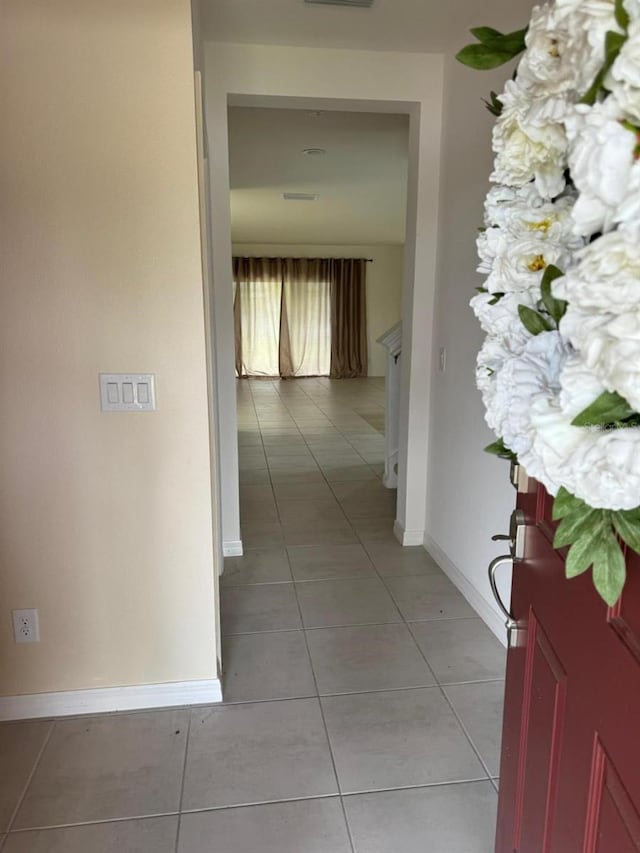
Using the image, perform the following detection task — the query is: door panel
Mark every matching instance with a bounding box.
[495,477,640,853]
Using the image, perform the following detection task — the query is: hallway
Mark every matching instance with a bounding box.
[0,379,505,853]
[220,377,506,851]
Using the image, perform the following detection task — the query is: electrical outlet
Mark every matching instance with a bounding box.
[12,609,40,644]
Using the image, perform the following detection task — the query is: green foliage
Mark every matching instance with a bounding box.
[613,509,640,553]
[571,390,637,427]
[540,264,567,325]
[592,527,626,606]
[483,91,504,117]
[484,438,517,462]
[518,304,553,335]
[615,0,630,31]
[551,489,640,606]
[580,29,628,105]
[456,26,528,70]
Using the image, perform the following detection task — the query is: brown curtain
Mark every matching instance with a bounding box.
[329,258,368,378]
[233,256,367,379]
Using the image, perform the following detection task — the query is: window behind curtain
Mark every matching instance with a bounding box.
[233,256,366,379]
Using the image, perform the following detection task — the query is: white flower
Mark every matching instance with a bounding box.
[565,95,640,236]
[517,4,580,97]
[556,227,640,410]
[487,331,568,458]
[555,228,640,312]
[491,80,568,198]
[470,290,538,340]
[608,20,640,122]
[531,356,640,509]
[484,234,572,294]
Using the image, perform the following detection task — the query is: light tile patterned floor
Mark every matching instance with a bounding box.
[0,378,505,852]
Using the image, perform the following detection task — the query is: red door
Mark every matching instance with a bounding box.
[495,470,640,853]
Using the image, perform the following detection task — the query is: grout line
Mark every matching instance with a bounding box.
[367,549,496,784]
[8,812,181,835]
[5,719,55,834]
[173,709,193,853]
[287,544,357,853]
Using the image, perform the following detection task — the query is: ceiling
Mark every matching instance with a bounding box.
[201,0,533,54]
[228,107,409,245]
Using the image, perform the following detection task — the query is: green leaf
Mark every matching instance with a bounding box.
[565,526,604,578]
[540,264,567,325]
[518,305,553,335]
[592,528,626,606]
[484,438,517,461]
[580,30,628,104]
[554,507,601,549]
[470,26,528,55]
[456,44,514,70]
[483,90,503,117]
[488,292,504,305]
[571,390,636,427]
[469,26,504,46]
[615,0,630,30]
[552,487,586,521]
[612,509,640,554]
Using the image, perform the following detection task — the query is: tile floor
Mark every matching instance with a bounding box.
[0,378,506,852]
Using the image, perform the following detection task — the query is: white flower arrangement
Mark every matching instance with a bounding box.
[458,0,640,604]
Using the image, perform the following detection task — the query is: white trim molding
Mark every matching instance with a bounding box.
[223,539,243,557]
[393,518,425,547]
[0,678,223,722]
[423,534,508,647]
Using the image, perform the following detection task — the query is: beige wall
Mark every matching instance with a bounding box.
[233,243,404,376]
[425,17,534,638]
[0,0,218,696]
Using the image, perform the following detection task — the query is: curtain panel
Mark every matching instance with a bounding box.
[232,257,367,379]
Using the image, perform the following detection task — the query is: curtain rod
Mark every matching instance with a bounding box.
[234,256,374,262]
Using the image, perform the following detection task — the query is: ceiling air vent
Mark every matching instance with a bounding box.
[305,0,374,7]
[282,192,320,201]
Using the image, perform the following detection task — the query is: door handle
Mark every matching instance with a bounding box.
[488,555,517,632]
[488,550,526,648]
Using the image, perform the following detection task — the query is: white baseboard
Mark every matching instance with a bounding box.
[393,519,425,547]
[0,678,223,722]
[423,534,507,647]
[223,539,243,557]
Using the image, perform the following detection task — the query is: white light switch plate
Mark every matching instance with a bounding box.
[100,374,156,412]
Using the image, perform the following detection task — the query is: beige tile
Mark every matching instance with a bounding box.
[178,798,351,853]
[221,584,301,634]
[296,578,401,628]
[272,481,334,501]
[321,688,485,793]
[221,548,292,586]
[364,542,442,577]
[344,782,498,853]
[288,543,375,581]
[240,521,285,549]
[277,499,349,531]
[444,681,505,776]
[14,711,188,829]
[222,631,316,702]
[385,575,477,621]
[0,721,52,832]
[3,817,177,853]
[283,527,359,548]
[182,699,337,809]
[306,623,435,694]
[410,618,506,683]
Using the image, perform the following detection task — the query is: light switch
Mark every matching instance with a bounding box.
[100,374,156,412]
